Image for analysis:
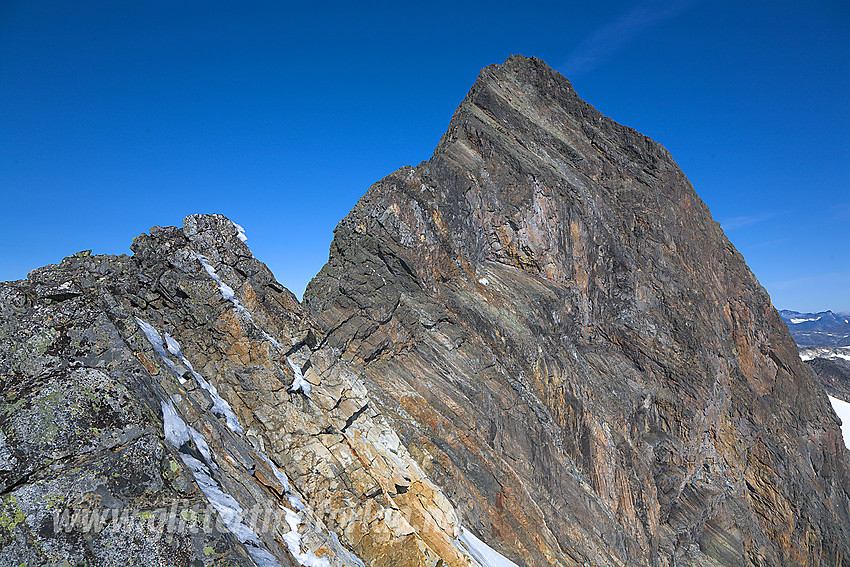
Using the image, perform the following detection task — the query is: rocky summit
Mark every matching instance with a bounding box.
[1,55,848,567]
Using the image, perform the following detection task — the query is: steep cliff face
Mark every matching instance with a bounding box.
[304,56,850,565]
[2,55,849,567]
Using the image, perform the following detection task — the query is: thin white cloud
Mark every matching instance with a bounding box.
[719,211,783,230]
[561,0,702,77]
[744,237,790,250]
[768,272,850,291]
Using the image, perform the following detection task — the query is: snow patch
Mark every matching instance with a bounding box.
[253,454,348,566]
[478,278,489,285]
[136,318,242,434]
[196,253,237,301]
[256,452,305,512]
[799,347,850,362]
[161,399,283,566]
[457,527,519,567]
[179,454,283,567]
[280,506,331,567]
[194,253,282,350]
[135,318,185,383]
[163,332,183,359]
[790,317,820,324]
[287,357,312,398]
[161,400,215,469]
[233,222,248,243]
[829,396,850,449]
[164,332,244,434]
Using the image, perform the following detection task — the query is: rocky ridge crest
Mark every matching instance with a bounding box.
[1,55,849,567]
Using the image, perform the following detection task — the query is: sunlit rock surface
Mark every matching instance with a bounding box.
[2,56,849,567]
[304,56,850,566]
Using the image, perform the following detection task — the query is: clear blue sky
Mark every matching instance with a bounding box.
[1,0,847,312]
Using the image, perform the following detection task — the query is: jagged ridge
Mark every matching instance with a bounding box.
[1,55,849,567]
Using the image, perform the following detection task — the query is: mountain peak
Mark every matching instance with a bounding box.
[4,57,849,567]
[306,56,850,565]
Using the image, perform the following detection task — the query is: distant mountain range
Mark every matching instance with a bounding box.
[779,309,850,347]
[785,311,850,404]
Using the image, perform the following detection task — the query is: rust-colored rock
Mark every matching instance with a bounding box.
[2,55,849,567]
[305,55,850,566]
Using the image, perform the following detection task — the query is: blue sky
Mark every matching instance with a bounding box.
[1,0,847,312]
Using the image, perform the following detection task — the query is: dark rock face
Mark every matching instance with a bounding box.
[2,55,850,567]
[305,56,850,566]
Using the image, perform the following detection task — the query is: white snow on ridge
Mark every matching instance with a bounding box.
[256,452,303,512]
[161,399,283,567]
[457,527,519,567]
[281,506,331,567]
[162,398,338,567]
[160,400,215,470]
[828,396,850,449]
[135,317,185,383]
[196,253,237,301]
[136,316,242,434]
[233,222,248,243]
[164,332,244,434]
[194,252,282,350]
[790,317,820,324]
[287,357,312,398]
[180,453,283,567]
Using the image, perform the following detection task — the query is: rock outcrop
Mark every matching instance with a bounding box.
[2,55,849,567]
[0,217,474,567]
[304,56,850,566]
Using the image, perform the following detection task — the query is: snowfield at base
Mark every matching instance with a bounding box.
[828,396,850,449]
[457,527,519,567]
[799,347,850,362]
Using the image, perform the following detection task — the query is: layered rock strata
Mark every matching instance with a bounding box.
[0,216,486,567]
[304,56,850,566]
[1,55,849,567]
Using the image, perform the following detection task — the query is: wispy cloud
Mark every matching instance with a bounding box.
[561,0,703,77]
[768,272,850,291]
[744,237,790,250]
[719,211,784,230]
[832,202,850,220]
